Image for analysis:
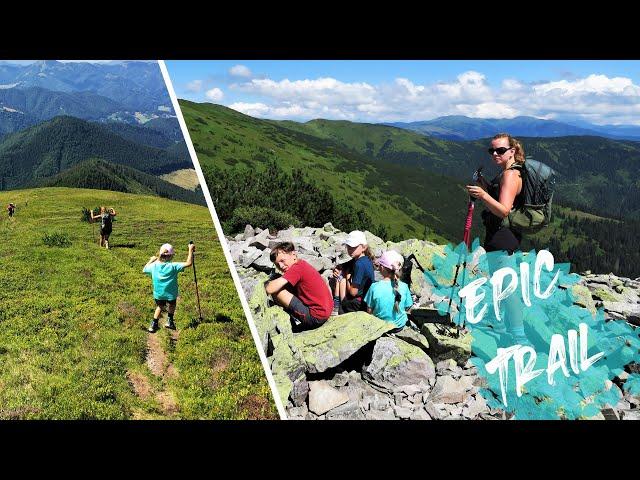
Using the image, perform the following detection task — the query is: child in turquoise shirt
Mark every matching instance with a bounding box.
[143,242,195,332]
[364,250,413,329]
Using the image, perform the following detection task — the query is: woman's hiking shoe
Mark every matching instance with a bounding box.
[331,297,340,316]
[165,319,176,330]
[105,241,109,249]
[148,320,159,333]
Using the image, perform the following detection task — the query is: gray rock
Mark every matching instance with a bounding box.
[330,371,350,388]
[248,229,271,250]
[393,405,413,419]
[298,253,332,272]
[621,410,640,420]
[251,249,274,271]
[365,409,397,420]
[391,328,430,353]
[290,377,309,407]
[466,394,488,418]
[244,224,255,239]
[600,408,620,420]
[239,246,263,268]
[429,375,474,404]
[410,408,432,420]
[395,384,422,396]
[308,381,350,415]
[287,404,308,419]
[255,227,263,235]
[370,393,392,411]
[363,336,436,389]
[393,392,405,405]
[291,312,394,373]
[325,400,359,417]
[436,358,458,375]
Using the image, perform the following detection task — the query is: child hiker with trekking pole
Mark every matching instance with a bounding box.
[143,242,195,333]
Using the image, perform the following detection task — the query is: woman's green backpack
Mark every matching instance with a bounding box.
[502,159,556,233]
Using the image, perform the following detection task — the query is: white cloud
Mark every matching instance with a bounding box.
[205,87,224,102]
[186,80,203,93]
[222,71,640,125]
[229,64,252,77]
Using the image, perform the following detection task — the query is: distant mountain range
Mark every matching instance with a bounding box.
[385,115,640,141]
[0,61,171,112]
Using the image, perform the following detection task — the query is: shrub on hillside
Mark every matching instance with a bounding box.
[223,206,299,233]
[43,232,72,247]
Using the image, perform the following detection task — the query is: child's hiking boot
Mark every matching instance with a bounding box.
[331,297,340,316]
[165,318,176,330]
[148,319,159,333]
[105,240,109,249]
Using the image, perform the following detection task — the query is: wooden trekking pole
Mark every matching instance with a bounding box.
[190,241,203,322]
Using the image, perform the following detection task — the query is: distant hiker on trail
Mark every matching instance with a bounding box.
[7,203,15,218]
[264,241,333,332]
[91,206,117,249]
[143,242,195,333]
[330,230,375,315]
[466,133,525,254]
[364,250,413,331]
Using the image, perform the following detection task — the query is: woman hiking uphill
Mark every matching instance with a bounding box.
[466,133,528,345]
[91,206,117,249]
[144,242,195,333]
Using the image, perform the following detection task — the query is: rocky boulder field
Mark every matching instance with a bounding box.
[228,223,640,420]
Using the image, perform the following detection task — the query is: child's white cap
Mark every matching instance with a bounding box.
[159,243,175,256]
[343,230,367,247]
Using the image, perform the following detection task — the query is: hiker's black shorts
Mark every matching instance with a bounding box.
[101,227,112,236]
[285,295,326,332]
[155,299,177,309]
[485,226,522,255]
[339,296,366,314]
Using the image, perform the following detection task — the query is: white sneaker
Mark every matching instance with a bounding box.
[105,241,109,249]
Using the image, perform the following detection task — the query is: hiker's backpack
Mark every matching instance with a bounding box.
[502,158,556,233]
[101,212,113,229]
[400,254,426,287]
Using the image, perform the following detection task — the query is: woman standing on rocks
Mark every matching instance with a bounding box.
[465,133,528,345]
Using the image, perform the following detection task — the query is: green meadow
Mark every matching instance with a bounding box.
[0,187,276,419]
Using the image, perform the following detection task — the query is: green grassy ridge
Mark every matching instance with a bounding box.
[178,100,478,243]
[275,118,640,220]
[0,116,192,190]
[38,158,206,206]
[0,187,276,419]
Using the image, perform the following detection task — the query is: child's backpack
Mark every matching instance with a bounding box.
[502,158,556,233]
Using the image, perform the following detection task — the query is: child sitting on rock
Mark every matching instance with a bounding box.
[265,241,333,332]
[331,230,375,315]
[364,250,413,331]
[143,242,195,333]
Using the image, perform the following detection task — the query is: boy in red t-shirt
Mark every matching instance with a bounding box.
[264,241,333,332]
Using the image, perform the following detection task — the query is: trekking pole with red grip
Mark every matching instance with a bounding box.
[447,166,483,336]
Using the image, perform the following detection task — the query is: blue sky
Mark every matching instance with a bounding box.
[165,60,640,125]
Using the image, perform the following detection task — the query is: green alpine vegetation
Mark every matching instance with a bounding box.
[0,187,276,419]
[180,100,640,277]
[0,116,192,190]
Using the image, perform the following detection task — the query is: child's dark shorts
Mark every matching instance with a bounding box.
[155,299,177,309]
[285,295,327,332]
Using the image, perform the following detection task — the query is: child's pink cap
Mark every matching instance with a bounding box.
[159,243,174,256]
[378,250,404,271]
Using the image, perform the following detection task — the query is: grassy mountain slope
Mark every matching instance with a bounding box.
[0,116,192,190]
[0,187,276,419]
[179,100,484,242]
[38,159,206,206]
[276,119,640,220]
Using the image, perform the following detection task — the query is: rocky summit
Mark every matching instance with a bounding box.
[228,223,640,420]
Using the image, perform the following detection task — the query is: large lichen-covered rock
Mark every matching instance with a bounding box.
[390,327,430,352]
[571,284,597,316]
[362,336,436,389]
[273,373,293,407]
[270,334,305,382]
[421,323,472,364]
[290,312,394,373]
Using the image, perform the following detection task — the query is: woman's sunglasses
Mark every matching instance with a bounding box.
[487,147,513,155]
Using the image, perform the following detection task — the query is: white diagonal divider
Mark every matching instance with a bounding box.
[158,60,287,420]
